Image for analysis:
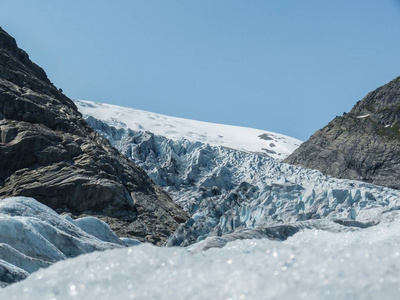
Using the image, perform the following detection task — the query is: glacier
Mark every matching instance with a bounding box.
[75,101,400,247]
[2,99,400,297]
[0,197,135,287]
[2,212,400,299]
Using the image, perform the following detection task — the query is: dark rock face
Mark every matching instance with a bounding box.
[0,27,188,244]
[285,76,400,190]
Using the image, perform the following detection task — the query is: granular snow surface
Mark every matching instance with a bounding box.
[3,212,400,299]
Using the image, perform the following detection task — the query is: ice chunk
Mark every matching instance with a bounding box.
[73,217,123,245]
[0,197,125,285]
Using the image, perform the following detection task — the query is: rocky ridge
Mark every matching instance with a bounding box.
[285,76,400,190]
[0,27,188,245]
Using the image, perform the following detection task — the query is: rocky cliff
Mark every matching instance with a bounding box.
[0,27,188,245]
[285,76,400,190]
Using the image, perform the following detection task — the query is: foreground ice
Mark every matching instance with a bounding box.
[0,197,128,286]
[3,212,400,299]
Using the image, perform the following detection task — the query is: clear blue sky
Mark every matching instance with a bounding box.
[1,0,400,140]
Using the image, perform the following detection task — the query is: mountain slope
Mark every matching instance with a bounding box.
[285,76,400,190]
[75,100,302,160]
[0,27,188,244]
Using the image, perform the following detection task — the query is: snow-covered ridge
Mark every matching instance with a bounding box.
[74,99,302,160]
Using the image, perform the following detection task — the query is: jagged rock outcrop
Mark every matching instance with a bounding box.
[285,76,400,190]
[0,27,188,244]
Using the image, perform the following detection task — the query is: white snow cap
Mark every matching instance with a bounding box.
[74,100,302,160]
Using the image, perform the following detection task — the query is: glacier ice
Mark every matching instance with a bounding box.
[1,99,399,296]
[8,99,390,299]
[0,260,28,288]
[3,213,400,299]
[81,115,400,246]
[0,197,129,286]
[72,217,122,245]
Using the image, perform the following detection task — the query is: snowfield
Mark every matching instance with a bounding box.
[3,212,400,299]
[74,100,302,160]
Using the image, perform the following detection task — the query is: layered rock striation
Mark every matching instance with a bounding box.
[0,27,188,244]
[285,76,400,190]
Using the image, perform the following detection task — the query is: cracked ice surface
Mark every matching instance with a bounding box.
[0,197,128,286]
[77,114,400,246]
